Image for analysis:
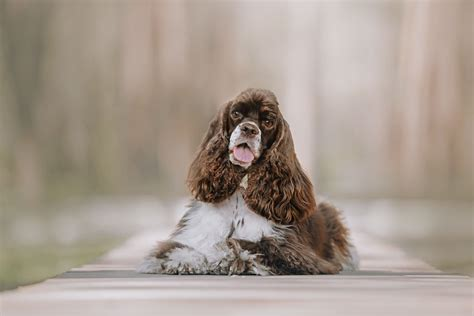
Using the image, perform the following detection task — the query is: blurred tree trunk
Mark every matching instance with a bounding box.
[284,3,321,179]
[1,2,52,203]
[393,0,473,197]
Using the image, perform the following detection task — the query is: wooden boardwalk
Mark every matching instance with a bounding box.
[1,225,472,316]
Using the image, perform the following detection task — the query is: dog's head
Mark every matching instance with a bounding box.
[187,88,316,224]
[226,89,281,168]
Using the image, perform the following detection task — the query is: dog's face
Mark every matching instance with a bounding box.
[188,88,316,225]
[227,96,280,168]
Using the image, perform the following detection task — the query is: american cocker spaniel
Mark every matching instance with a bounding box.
[138,88,358,275]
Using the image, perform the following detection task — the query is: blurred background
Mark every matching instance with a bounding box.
[0,0,472,290]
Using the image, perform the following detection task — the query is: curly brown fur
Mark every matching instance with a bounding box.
[187,103,246,203]
[243,120,316,225]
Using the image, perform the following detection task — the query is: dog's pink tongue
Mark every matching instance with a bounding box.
[233,146,254,163]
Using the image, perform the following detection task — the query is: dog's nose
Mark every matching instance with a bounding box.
[240,122,259,137]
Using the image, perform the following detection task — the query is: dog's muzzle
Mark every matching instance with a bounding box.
[228,122,262,168]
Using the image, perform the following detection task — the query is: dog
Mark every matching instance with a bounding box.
[137,88,358,275]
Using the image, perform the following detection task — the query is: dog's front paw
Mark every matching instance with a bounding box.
[137,246,208,274]
[165,247,208,274]
[136,256,166,274]
[229,250,271,276]
[217,238,271,276]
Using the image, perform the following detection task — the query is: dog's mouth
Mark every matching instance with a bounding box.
[229,142,257,166]
[232,143,255,164]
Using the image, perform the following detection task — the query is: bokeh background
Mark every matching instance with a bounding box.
[0,0,472,290]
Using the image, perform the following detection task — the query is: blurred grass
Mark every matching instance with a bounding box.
[0,238,123,291]
[399,239,473,276]
[338,198,474,276]
[0,196,165,291]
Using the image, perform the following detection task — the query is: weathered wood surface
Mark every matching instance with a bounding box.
[1,223,472,316]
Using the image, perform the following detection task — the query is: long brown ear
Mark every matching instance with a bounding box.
[244,118,316,224]
[187,102,245,203]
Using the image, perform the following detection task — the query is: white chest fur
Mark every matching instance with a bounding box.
[171,191,276,262]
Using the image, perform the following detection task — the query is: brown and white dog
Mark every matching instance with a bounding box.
[138,88,358,275]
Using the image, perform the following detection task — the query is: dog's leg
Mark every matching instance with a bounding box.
[137,240,208,274]
[318,201,359,271]
[234,237,342,275]
[209,238,271,275]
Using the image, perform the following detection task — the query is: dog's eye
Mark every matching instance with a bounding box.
[262,119,274,128]
[231,110,242,119]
